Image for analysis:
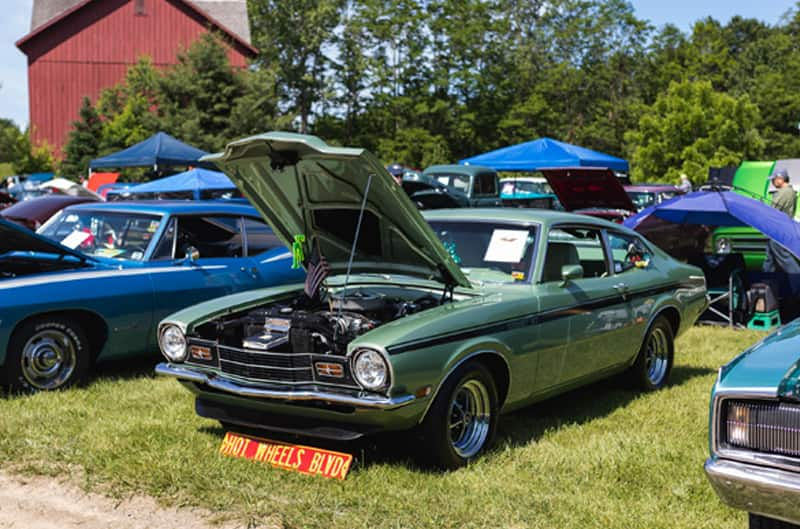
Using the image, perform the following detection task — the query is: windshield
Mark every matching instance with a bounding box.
[626,191,656,211]
[39,210,162,261]
[501,180,552,195]
[428,220,537,284]
[430,173,470,192]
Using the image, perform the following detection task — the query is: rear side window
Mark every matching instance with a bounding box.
[243,218,283,255]
[473,173,497,196]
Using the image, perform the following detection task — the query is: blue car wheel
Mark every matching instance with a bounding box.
[4,316,90,393]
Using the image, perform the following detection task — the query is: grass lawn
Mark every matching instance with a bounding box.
[0,327,765,529]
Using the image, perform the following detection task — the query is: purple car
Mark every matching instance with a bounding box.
[0,194,99,231]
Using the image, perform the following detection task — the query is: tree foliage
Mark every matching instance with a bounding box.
[38,1,800,182]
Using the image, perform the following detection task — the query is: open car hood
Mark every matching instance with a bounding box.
[541,167,635,212]
[203,132,471,288]
[0,217,90,261]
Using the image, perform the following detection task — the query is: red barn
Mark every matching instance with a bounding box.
[16,0,258,156]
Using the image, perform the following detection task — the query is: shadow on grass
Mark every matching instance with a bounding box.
[194,364,716,473]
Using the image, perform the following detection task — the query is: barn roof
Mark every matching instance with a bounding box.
[25,0,253,50]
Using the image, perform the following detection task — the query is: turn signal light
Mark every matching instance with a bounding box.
[315,362,344,378]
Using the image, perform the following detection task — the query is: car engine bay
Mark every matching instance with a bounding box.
[195,287,446,356]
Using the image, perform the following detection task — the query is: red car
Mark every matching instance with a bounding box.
[541,167,706,261]
[0,195,98,231]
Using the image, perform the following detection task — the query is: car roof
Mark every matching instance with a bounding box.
[422,207,632,232]
[423,164,496,176]
[624,184,679,191]
[64,200,259,217]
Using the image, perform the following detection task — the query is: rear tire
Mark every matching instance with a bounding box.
[749,514,800,529]
[3,316,90,393]
[417,361,499,470]
[627,315,674,391]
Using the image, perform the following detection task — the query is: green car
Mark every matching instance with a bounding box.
[155,132,708,468]
[705,322,800,528]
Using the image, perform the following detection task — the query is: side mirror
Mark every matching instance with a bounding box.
[560,264,583,285]
[184,246,200,263]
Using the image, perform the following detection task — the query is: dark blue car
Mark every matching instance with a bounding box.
[0,201,304,392]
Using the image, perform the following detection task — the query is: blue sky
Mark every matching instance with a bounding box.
[0,0,795,128]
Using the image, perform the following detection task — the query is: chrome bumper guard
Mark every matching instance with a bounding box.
[155,363,415,410]
[705,458,800,524]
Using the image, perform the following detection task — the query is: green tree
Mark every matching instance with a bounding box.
[61,97,103,179]
[249,0,343,132]
[625,80,764,183]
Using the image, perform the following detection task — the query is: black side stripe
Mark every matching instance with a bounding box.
[386,282,682,355]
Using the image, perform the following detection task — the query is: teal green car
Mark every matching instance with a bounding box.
[155,132,708,468]
[705,324,800,528]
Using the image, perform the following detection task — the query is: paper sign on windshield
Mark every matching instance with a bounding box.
[483,229,530,263]
[61,231,91,249]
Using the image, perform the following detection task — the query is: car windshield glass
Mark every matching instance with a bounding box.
[626,191,656,210]
[501,180,551,195]
[39,210,162,261]
[431,173,470,192]
[428,220,536,283]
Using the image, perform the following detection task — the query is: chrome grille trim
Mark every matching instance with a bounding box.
[724,400,800,458]
[712,389,800,474]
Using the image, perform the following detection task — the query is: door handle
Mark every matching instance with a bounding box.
[614,283,629,299]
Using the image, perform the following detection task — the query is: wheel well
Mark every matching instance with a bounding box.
[657,307,680,337]
[472,353,511,406]
[11,310,108,362]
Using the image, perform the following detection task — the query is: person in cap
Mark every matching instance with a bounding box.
[770,169,796,218]
[386,163,405,185]
[764,168,800,315]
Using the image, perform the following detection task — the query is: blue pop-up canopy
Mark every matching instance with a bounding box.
[624,190,800,260]
[89,132,211,170]
[127,168,235,200]
[459,137,629,172]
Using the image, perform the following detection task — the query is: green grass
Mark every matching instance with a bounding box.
[0,327,765,529]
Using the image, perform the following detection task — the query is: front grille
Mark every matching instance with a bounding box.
[730,237,767,252]
[723,400,800,458]
[217,345,313,384]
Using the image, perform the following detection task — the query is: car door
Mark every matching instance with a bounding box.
[534,225,632,388]
[604,230,660,362]
[147,214,262,329]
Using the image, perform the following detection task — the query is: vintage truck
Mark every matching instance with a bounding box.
[421,164,556,209]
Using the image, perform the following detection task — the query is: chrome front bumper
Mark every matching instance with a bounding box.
[155,363,416,410]
[705,458,800,524]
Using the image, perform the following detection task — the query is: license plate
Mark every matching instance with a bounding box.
[219,431,353,480]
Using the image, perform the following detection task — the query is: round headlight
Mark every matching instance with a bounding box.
[352,349,389,390]
[160,325,187,362]
[716,237,731,254]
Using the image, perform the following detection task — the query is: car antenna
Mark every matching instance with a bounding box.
[338,173,374,319]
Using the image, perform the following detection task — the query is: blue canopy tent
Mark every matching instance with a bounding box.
[89,132,212,171]
[126,169,236,200]
[459,138,629,172]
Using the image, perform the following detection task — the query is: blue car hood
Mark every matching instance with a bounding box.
[720,320,800,399]
[0,217,92,262]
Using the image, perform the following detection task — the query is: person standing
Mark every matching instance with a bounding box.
[678,174,692,194]
[770,169,796,217]
[763,168,800,319]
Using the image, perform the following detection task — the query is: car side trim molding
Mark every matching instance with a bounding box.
[155,362,416,410]
[387,283,681,355]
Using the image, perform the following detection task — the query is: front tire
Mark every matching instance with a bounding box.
[3,316,90,393]
[417,361,499,469]
[627,315,674,391]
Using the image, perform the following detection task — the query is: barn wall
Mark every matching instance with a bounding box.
[23,0,252,155]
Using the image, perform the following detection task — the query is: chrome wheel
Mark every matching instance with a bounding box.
[448,379,492,458]
[20,329,77,390]
[645,326,670,386]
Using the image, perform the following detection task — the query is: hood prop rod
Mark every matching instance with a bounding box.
[338,173,374,320]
